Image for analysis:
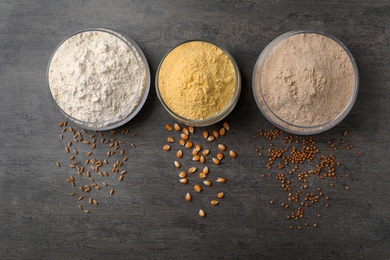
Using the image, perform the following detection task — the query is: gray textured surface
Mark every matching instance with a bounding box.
[0,0,389,259]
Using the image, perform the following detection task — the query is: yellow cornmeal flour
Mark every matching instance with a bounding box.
[158,41,236,120]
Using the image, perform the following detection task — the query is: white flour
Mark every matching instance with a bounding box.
[49,30,147,128]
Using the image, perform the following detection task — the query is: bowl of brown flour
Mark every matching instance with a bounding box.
[253,30,359,135]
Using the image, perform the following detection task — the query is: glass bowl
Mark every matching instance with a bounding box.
[252,30,359,135]
[47,28,150,131]
[156,40,241,127]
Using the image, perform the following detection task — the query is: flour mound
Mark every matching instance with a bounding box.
[261,33,355,127]
[49,30,147,128]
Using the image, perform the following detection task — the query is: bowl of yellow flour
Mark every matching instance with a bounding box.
[156,40,241,127]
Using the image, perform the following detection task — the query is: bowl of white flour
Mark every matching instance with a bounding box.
[253,30,359,135]
[47,28,150,130]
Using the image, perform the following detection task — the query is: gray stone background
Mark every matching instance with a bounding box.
[0,0,389,259]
